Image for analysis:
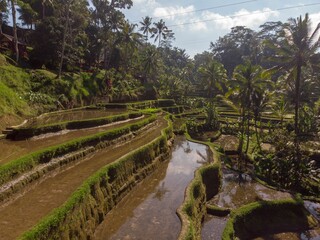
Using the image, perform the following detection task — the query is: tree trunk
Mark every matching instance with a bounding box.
[57,1,71,79]
[11,0,19,63]
[294,61,301,139]
[254,116,261,151]
[294,58,302,179]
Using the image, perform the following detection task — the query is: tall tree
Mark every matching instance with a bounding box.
[139,16,153,41]
[0,0,8,34]
[210,26,259,76]
[116,21,143,70]
[267,14,320,139]
[152,19,174,47]
[198,60,227,99]
[18,2,38,29]
[8,0,19,62]
[198,60,227,130]
[228,61,267,165]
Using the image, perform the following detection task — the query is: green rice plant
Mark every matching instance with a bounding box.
[20,115,173,240]
[0,115,156,186]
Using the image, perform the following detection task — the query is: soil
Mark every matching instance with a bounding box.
[0,114,24,132]
[0,116,167,240]
[0,115,146,165]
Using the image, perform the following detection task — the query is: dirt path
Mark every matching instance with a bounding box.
[0,116,146,165]
[0,117,167,240]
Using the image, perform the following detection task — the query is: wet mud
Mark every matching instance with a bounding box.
[0,118,166,240]
[0,115,145,165]
[93,136,209,240]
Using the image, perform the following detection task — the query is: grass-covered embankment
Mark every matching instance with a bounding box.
[8,111,143,139]
[0,114,157,186]
[178,135,222,240]
[20,115,173,240]
[222,198,318,240]
[98,99,176,110]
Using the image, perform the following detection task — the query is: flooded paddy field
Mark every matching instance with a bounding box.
[0,114,145,165]
[24,108,125,127]
[0,117,166,240]
[94,136,211,240]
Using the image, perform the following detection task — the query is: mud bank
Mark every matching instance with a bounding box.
[178,137,222,240]
[20,117,173,240]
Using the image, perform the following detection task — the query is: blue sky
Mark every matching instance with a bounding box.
[122,0,320,57]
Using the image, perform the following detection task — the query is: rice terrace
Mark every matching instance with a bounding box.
[0,0,320,239]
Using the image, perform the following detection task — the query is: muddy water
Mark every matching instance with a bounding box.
[0,115,145,165]
[0,117,166,240]
[202,166,293,240]
[93,136,210,240]
[24,109,124,127]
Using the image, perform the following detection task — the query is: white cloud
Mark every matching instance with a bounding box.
[310,12,320,31]
[150,6,279,33]
[133,0,160,14]
[153,5,195,20]
[198,8,279,31]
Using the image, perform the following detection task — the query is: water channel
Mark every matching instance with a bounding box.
[94,136,211,240]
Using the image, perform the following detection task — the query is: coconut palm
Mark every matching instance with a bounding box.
[7,0,19,62]
[141,46,159,83]
[139,16,154,41]
[198,60,227,130]
[227,61,269,165]
[117,21,143,70]
[268,14,320,138]
[0,0,7,34]
[151,19,173,47]
[198,60,227,100]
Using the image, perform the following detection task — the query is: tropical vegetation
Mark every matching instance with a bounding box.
[0,1,319,199]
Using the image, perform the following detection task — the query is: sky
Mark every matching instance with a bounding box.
[122,0,320,58]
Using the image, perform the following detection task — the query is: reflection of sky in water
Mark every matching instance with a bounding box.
[94,136,209,240]
[212,167,292,209]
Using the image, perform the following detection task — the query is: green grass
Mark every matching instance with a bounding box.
[0,114,157,186]
[178,133,222,240]
[222,198,317,240]
[19,115,173,240]
[10,112,143,139]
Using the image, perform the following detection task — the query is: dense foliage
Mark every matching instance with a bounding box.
[0,2,319,195]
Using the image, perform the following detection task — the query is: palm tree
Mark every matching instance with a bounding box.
[198,60,227,100]
[228,61,268,165]
[251,82,273,149]
[272,96,289,128]
[0,0,7,34]
[41,0,53,19]
[117,21,143,70]
[141,46,159,83]
[139,16,154,41]
[268,14,320,139]
[7,0,19,62]
[152,19,173,47]
[198,60,227,130]
[17,2,38,29]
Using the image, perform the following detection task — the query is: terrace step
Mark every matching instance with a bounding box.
[2,129,13,135]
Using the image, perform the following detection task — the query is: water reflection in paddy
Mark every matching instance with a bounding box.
[202,166,293,240]
[25,108,125,127]
[93,136,211,240]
